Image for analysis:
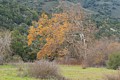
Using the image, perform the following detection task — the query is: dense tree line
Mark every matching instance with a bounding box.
[0,0,40,61]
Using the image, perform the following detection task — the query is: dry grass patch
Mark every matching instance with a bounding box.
[104,70,120,80]
[26,60,65,80]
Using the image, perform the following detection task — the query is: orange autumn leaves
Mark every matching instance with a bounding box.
[27,13,71,59]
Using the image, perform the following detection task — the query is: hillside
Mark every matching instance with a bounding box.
[0,0,120,39]
[77,0,120,39]
[79,0,120,19]
[17,0,59,13]
[18,0,120,39]
[0,0,38,30]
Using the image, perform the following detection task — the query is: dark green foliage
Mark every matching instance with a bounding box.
[107,52,120,70]
[68,0,120,39]
[0,0,40,61]
[78,0,120,39]
[11,25,39,61]
[16,0,59,14]
[0,0,38,30]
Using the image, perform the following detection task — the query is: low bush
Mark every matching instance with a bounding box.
[7,55,23,63]
[0,56,4,65]
[26,60,64,80]
[107,52,120,70]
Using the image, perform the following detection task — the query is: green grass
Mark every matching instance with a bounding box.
[0,65,38,80]
[0,64,117,80]
[61,65,117,80]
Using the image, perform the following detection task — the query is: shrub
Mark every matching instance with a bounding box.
[107,52,120,70]
[26,60,63,80]
[104,70,120,80]
[0,30,12,63]
[0,56,4,65]
[85,40,120,67]
[6,55,23,63]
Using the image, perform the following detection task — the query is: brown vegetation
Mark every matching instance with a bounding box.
[85,38,120,67]
[104,70,120,80]
[26,60,64,80]
[0,30,12,64]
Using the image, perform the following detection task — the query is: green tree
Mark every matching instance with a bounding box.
[107,52,120,70]
[11,24,39,61]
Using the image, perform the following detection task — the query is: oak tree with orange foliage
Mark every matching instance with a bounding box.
[28,12,71,59]
[28,2,96,62]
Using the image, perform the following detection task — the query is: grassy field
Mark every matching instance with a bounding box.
[61,65,116,80]
[0,64,117,80]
